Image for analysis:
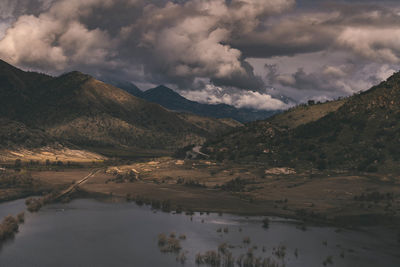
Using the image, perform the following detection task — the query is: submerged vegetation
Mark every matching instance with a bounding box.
[155,219,292,267]
[195,246,285,267]
[0,212,25,243]
[262,218,270,229]
[158,233,182,253]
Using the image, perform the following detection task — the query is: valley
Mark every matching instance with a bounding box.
[1,59,400,266]
[2,1,400,265]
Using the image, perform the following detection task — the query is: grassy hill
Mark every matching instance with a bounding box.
[203,73,400,173]
[268,99,347,129]
[177,113,242,135]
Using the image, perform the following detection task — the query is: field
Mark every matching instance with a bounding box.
[17,157,400,228]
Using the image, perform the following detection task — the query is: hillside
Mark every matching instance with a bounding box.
[117,83,280,123]
[203,73,400,173]
[0,118,56,149]
[0,60,52,119]
[268,99,347,129]
[0,60,240,157]
[177,113,242,135]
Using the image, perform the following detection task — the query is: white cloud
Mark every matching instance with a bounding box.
[337,27,400,63]
[0,0,114,70]
[179,84,290,110]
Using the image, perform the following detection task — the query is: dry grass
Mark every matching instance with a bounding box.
[26,157,400,226]
[269,99,347,129]
[0,147,106,163]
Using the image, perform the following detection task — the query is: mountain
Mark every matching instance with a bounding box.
[0,60,240,156]
[0,118,56,149]
[0,60,52,118]
[104,79,144,98]
[203,73,400,173]
[116,83,280,123]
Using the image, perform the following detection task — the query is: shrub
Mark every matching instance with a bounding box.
[158,233,181,253]
[0,215,19,241]
[26,198,43,212]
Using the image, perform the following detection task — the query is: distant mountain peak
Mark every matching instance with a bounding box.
[144,85,188,101]
[147,85,180,95]
[153,85,173,90]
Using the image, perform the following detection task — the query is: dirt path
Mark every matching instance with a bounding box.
[55,169,102,200]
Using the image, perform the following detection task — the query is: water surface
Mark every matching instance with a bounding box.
[0,199,398,267]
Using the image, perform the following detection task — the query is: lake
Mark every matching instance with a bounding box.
[0,198,399,267]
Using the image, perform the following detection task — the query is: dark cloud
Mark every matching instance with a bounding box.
[1,0,400,108]
[0,0,295,90]
[263,58,399,103]
[0,0,54,19]
[210,61,264,91]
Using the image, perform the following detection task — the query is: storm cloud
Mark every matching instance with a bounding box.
[0,0,294,90]
[1,0,400,108]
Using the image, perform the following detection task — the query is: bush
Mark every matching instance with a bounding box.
[0,215,19,241]
[158,233,181,253]
[26,198,43,212]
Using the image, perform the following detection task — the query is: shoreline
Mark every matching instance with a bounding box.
[64,189,400,230]
[1,160,399,231]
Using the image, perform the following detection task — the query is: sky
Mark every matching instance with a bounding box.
[1,0,400,110]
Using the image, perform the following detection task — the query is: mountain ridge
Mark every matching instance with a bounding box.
[112,81,281,123]
[0,60,241,155]
[203,72,400,173]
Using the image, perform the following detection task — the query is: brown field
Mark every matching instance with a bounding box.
[24,157,400,227]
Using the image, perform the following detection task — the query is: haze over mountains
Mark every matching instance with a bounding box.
[107,81,282,123]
